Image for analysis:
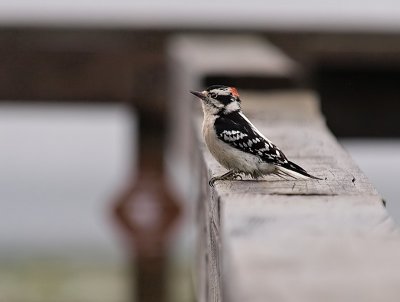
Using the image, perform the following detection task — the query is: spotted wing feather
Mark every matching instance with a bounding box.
[214,112,288,165]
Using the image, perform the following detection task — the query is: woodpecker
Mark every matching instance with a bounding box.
[190,85,322,186]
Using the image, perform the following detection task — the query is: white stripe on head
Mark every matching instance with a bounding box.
[225,101,241,113]
[210,87,230,96]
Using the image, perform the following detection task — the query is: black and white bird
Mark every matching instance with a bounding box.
[190,85,322,186]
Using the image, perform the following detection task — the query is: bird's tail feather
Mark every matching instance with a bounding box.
[277,161,322,180]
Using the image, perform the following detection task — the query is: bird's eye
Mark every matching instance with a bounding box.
[209,92,217,98]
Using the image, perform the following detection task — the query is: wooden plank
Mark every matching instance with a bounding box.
[0,30,168,103]
[194,91,400,302]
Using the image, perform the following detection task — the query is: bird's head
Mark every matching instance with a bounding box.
[190,85,241,115]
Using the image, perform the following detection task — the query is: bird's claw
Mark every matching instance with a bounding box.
[209,177,217,187]
[233,174,243,180]
[208,172,242,187]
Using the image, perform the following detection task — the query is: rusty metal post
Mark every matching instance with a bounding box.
[113,106,181,302]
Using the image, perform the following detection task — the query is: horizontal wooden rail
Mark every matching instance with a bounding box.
[194,91,400,302]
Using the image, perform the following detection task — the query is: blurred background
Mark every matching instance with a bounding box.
[0,1,400,301]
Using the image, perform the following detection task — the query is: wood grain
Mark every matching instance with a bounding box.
[196,91,400,302]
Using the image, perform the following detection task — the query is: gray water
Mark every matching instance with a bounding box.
[0,104,134,261]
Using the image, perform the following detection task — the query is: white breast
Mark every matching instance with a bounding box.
[202,115,274,176]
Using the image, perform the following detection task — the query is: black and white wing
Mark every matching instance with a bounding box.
[214,111,321,179]
[214,111,288,165]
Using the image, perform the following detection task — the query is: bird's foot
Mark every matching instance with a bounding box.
[209,171,242,187]
[233,174,243,181]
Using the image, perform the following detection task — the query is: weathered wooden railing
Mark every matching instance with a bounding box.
[168,35,400,302]
[197,91,400,302]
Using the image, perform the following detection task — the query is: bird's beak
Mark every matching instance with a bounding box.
[190,90,206,100]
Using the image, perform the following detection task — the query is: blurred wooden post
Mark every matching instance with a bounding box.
[113,106,181,302]
[108,34,183,302]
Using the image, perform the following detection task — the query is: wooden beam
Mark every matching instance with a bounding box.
[0,29,167,104]
[194,91,400,302]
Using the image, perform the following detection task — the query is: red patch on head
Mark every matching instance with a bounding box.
[230,87,239,97]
